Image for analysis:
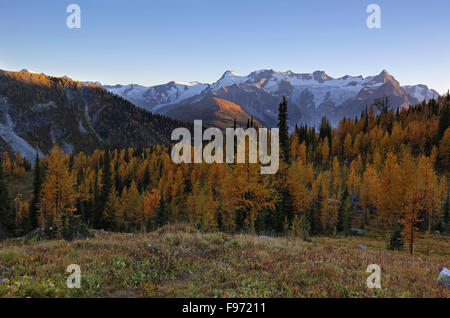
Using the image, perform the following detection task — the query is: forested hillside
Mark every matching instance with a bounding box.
[1,93,449,255]
[0,70,190,158]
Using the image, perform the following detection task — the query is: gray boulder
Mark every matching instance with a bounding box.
[351,228,368,236]
[357,244,367,250]
[437,268,450,288]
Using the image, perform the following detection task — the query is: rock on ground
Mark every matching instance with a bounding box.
[351,228,368,236]
[437,268,450,288]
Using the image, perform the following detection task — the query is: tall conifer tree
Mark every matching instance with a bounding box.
[0,156,13,235]
[29,153,43,229]
[278,96,290,163]
[96,150,113,228]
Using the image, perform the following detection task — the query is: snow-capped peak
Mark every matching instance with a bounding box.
[173,81,204,87]
[102,68,439,121]
[19,69,37,74]
[221,70,242,78]
[402,84,439,102]
[210,70,249,91]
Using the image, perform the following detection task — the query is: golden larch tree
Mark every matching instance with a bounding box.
[39,146,78,231]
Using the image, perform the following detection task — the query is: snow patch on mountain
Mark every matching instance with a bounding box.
[210,71,249,91]
[107,84,148,101]
[402,85,439,102]
[151,81,209,111]
[19,69,37,74]
[255,71,384,108]
[102,69,439,127]
[79,120,87,133]
[105,81,209,112]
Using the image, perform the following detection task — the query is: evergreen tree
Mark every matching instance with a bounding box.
[157,193,167,227]
[438,102,450,140]
[443,189,449,227]
[91,177,100,226]
[69,153,74,172]
[96,150,113,228]
[142,164,151,191]
[0,156,13,235]
[388,222,404,250]
[29,153,43,229]
[278,96,290,163]
[271,97,294,232]
[319,117,332,145]
[374,96,390,115]
[338,189,353,236]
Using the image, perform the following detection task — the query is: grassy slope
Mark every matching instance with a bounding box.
[0,224,448,298]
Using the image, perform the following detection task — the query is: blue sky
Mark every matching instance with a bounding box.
[0,0,449,93]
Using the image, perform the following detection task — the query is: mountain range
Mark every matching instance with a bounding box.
[0,68,440,159]
[104,69,439,129]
